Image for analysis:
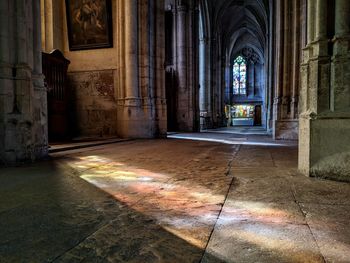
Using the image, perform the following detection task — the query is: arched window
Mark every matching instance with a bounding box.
[232,56,247,95]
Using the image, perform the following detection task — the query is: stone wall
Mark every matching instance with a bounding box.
[62,0,119,138]
[68,70,118,137]
[41,0,167,139]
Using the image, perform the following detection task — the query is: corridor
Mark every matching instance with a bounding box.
[1,133,350,262]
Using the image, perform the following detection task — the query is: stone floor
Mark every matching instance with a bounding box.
[203,126,269,135]
[1,132,350,263]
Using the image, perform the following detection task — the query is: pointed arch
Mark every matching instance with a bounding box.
[232,55,247,95]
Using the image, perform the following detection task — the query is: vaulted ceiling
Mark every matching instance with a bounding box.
[201,0,270,63]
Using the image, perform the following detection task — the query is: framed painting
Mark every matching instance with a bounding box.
[65,0,113,51]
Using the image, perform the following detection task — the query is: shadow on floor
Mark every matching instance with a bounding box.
[0,160,227,262]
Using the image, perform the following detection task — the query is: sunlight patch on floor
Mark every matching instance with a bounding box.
[168,135,290,147]
[68,155,227,248]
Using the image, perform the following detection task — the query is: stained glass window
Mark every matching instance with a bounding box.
[232,56,247,95]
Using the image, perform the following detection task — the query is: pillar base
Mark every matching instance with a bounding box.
[273,119,298,140]
[299,113,350,182]
[117,98,167,139]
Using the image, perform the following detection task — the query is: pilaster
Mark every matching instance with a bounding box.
[299,0,350,181]
[117,0,166,138]
[273,0,301,140]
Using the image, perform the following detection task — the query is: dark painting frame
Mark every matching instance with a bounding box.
[65,0,113,51]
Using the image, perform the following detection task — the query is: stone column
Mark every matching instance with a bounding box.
[199,37,207,116]
[291,0,300,119]
[253,63,257,97]
[273,0,284,137]
[282,0,291,117]
[118,0,167,138]
[41,0,53,52]
[199,35,211,126]
[225,62,231,104]
[273,0,284,122]
[117,0,125,99]
[315,0,327,40]
[154,0,167,136]
[192,6,200,131]
[299,0,350,181]
[0,0,11,161]
[307,0,316,43]
[206,38,212,118]
[249,62,255,97]
[1,0,48,164]
[177,4,187,89]
[0,1,10,64]
[16,0,29,65]
[176,4,189,130]
[274,0,301,140]
[125,0,139,99]
[33,0,42,74]
[332,0,350,111]
[335,0,350,38]
[32,0,48,158]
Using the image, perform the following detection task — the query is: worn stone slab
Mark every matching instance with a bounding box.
[300,203,350,263]
[227,177,296,203]
[1,135,350,263]
[291,176,350,205]
[202,221,324,263]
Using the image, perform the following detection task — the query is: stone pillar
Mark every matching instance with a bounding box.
[291,0,300,119]
[334,0,350,38]
[33,0,42,74]
[0,0,48,164]
[118,0,142,138]
[273,0,300,140]
[332,0,350,111]
[199,37,208,126]
[224,62,231,104]
[0,1,10,64]
[176,4,189,130]
[315,0,327,40]
[199,35,212,129]
[252,62,256,97]
[249,62,255,97]
[154,0,167,136]
[273,0,284,126]
[32,0,48,158]
[307,0,316,43]
[206,38,212,119]
[282,0,291,118]
[118,0,167,138]
[173,2,199,131]
[299,0,350,181]
[16,1,29,65]
[0,1,11,161]
[177,4,187,91]
[41,0,53,52]
[125,0,139,99]
[192,6,200,131]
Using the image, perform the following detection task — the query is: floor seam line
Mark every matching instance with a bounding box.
[200,145,241,262]
[290,183,327,263]
[50,220,113,263]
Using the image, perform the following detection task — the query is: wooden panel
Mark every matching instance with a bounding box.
[166,68,178,131]
[42,50,71,141]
